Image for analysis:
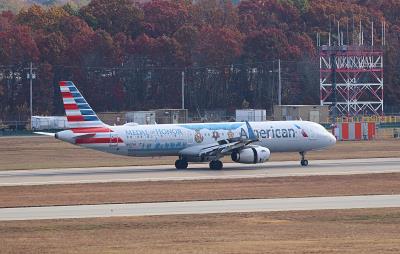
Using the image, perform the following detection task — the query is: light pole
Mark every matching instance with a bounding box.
[269,59,282,107]
[26,62,36,129]
[181,71,185,110]
[278,59,281,106]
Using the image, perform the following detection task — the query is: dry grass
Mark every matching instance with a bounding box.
[1,173,400,208]
[1,208,400,253]
[1,137,399,253]
[0,136,399,170]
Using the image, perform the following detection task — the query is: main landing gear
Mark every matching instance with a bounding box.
[209,160,223,170]
[299,152,309,167]
[175,158,223,170]
[175,159,188,169]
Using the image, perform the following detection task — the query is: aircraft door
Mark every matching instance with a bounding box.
[306,126,317,140]
[186,129,194,145]
[110,132,119,148]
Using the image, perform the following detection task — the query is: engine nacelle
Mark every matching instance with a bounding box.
[231,146,271,164]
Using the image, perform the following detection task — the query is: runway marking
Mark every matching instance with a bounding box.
[1,158,400,186]
[1,195,399,221]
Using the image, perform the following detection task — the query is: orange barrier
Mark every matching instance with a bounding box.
[333,122,376,141]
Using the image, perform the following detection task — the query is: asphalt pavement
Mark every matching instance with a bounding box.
[1,194,399,221]
[0,158,399,186]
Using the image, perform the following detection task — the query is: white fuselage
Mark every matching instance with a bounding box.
[58,121,336,158]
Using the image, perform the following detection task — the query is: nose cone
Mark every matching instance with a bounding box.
[55,130,75,144]
[328,132,336,146]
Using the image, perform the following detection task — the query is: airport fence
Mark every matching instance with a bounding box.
[1,112,399,139]
[0,121,33,136]
[334,115,400,124]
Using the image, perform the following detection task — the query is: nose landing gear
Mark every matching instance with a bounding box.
[175,159,188,169]
[299,152,309,166]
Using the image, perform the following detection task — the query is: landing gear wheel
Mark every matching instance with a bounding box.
[209,160,223,170]
[299,152,309,167]
[175,159,188,169]
[300,159,309,166]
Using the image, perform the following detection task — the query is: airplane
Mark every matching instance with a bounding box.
[37,81,336,170]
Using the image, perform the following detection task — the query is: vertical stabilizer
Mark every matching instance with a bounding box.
[59,81,107,129]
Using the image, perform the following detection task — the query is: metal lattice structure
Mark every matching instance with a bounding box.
[320,45,384,117]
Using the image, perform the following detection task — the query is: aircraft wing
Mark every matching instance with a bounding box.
[179,121,259,160]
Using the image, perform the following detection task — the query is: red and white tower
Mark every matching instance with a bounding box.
[320,45,384,117]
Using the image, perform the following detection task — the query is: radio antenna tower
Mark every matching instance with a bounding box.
[319,19,385,120]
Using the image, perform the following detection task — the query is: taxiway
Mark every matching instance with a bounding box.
[0,194,399,221]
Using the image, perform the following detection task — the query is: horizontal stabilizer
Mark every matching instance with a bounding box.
[34,132,56,137]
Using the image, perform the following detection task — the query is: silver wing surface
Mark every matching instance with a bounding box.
[178,121,259,162]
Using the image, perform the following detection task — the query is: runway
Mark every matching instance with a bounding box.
[1,158,399,186]
[0,194,399,221]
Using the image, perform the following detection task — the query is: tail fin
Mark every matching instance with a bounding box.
[59,81,106,129]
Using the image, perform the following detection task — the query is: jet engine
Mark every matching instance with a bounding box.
[231,146,271,164]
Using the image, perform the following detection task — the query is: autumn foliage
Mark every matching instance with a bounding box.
[0,0,399,120]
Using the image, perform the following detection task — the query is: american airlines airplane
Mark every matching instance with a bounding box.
[38,81,336,170]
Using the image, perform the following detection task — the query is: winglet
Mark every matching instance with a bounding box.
[245,121,258,141]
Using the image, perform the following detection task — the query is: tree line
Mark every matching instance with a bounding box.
[0,0,399,121]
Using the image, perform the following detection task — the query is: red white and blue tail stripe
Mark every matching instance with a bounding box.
[59,81,106,129]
